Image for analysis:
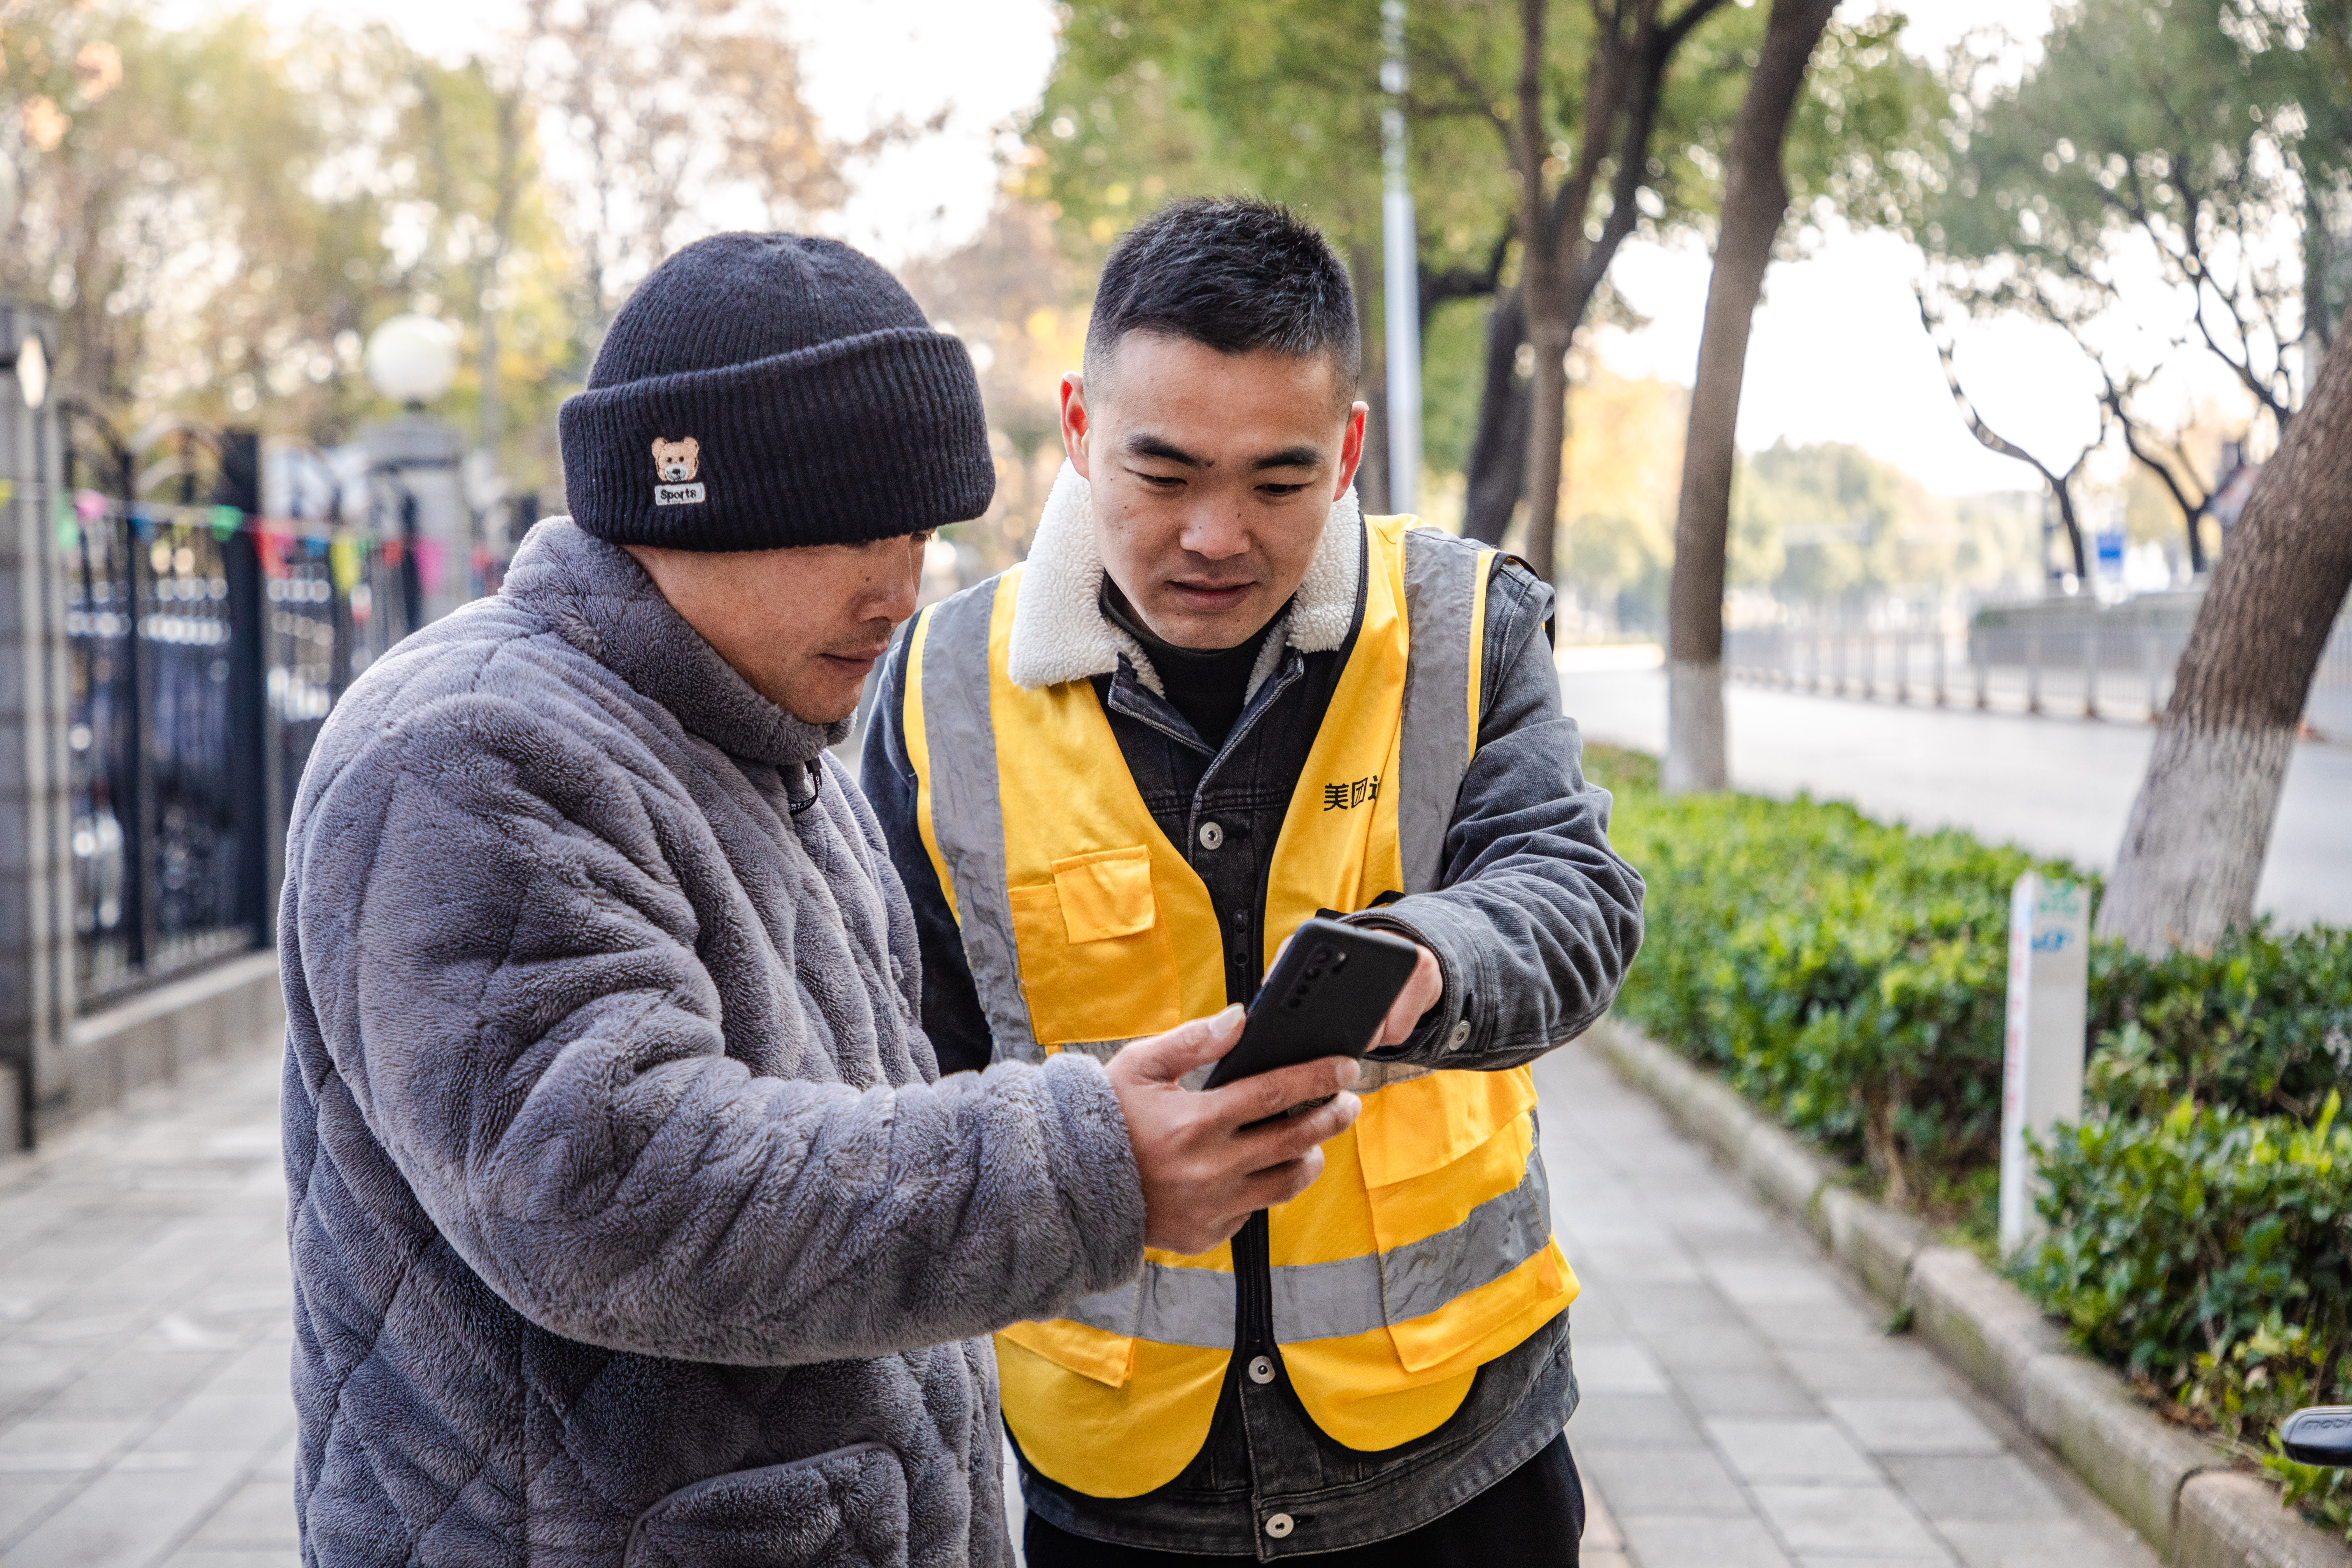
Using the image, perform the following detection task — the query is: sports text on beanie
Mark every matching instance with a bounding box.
[558,232,995,551]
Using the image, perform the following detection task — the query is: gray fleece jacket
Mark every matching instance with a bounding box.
[278,518,1146,1568]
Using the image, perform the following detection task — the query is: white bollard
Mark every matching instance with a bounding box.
[1999,872,2091,1258]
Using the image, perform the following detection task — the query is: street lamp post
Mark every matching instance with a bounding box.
[360,314,467,629]
[1380,0,1423,516]
[0,301,68,1148]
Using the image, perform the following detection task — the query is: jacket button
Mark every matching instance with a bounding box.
[1197,820,1225,851]
[1264,1513,1295,1539]
[1247,1354,1277,1384]
[1448,1020,1472,1051]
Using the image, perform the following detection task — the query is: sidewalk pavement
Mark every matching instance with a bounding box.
[0,1038,2161,1568]
[1536,1041,2158,1568]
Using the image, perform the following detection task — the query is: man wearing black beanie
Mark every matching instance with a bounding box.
[275,232,1365,1568]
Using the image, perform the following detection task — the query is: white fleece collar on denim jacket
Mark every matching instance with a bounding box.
[1006,461,1363,698]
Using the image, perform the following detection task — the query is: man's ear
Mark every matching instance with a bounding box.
[1334,401,1370,503]
[1059,373,1093,480]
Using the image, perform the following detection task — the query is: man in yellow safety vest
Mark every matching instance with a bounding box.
[864,198,1644,1564]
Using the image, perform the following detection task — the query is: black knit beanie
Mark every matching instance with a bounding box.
[558,232,995,551]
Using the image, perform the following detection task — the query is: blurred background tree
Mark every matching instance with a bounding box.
[1921,0,2352,572]
[1023,1,1941,578]
[0,0,855,500]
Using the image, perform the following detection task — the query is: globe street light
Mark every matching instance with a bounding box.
[358,314,465,629]
[364,314,459,410]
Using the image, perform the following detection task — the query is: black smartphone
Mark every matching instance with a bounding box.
[1200,918,1422,1093]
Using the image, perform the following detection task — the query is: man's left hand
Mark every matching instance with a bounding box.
[1372,944,1444,1051]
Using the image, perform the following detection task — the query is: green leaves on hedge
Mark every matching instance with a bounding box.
[1593,747,2061,1205]
[1580,743,2352,1533]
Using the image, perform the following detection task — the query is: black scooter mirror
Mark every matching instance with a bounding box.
[2280,1407,2352,1467]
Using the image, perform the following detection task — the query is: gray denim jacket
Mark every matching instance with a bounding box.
[861,522,1645,1558]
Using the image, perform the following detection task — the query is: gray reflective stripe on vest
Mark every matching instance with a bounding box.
[1057,1262,1237,1348]
[1395,531,1494,896]
[1270,1133,1550,1344]
[1054,1113,1550,1348]
[916,583,1041,1060]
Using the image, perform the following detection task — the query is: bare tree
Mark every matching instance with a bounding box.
[1916,289,2103,582]
[520,0,861,341]
[1661,0,1838,795]
[2100,329,2352,952]
[1450,0,1731,567]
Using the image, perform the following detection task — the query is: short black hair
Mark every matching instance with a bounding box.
[1083,197,1361,399]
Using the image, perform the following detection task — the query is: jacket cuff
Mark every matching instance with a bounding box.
[1038,1051,1149,1294]
[1343,903,1491,1066]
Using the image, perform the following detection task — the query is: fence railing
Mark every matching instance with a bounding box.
[57,476,498,1002]
[1723,593,2352,741]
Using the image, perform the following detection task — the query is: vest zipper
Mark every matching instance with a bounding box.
[1234,1207,1274,1368]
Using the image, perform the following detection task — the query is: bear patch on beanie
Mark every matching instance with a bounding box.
[559,233,995,551]
[651,437,704,506]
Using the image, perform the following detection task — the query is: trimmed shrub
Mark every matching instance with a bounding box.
[1581,742,2352,1532]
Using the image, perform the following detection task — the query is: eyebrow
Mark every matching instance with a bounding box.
[1124,433,1207,467]
[1121,435,1328,474]
[1251,446,1324,472]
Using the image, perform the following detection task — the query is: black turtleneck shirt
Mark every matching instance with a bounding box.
[1099,581,1285,751]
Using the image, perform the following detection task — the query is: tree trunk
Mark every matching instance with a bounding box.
[1513,0,1561,581]
[1521,320,1567,582]
[1464,287,1530,545]
[1663,0,1838,794]
[1352,245,1392,514]
[2099,328,2352,952]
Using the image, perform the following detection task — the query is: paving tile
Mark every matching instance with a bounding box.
[1826,1398,2006,1457]
[1741,1299,1888,1349]
[1,1449,247,1568]
[1574,1245,1707,1285]
[1882,1455,2067,1523]
[1750,1483,1952,1559]
[1680,1368,1821,1420]
[1581,1443,1750,1518]
[1648,1329,1784,1377]
[188,1476,298,1547]
[1570,1392,1710,1451]
[1707,1419,1882,1483]
[1606,1281,1754,1332]
[0,1474,76,1542]
[1705,1259,1853,1309]
[1782,1346,1952,1400]
[1585,1489,1625,1551]
[156,1549,300,1568]
[0,1418,139,1473]
[1936,1517,2148,1568]
[1616,1513,1795,1568]
[36,1350,222,1419]
[1572,1340,1671,1396]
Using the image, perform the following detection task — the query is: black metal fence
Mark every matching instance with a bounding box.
[57,416,486,1003]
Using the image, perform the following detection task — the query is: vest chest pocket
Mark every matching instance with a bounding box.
[1006,845,1183,1047]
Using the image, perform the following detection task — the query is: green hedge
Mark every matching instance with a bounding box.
[1591,746,2066,1208]
[1582,744,2352,1526]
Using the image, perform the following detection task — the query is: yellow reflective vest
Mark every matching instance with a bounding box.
[901,511,1576,1499]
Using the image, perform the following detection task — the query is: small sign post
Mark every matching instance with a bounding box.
[1999,872,2091,1257]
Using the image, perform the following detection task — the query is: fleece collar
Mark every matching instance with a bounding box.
[1006,462,1363,695]
[504,517,848,768]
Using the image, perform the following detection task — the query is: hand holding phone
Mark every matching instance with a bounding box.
[1201,919,1426,1093]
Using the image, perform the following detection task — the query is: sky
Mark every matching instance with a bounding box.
[238,0,2256,499]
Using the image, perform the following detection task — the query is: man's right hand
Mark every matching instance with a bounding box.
[1104,1006,1362,1256]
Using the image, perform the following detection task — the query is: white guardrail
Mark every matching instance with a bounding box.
[1722,590,2352,742]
